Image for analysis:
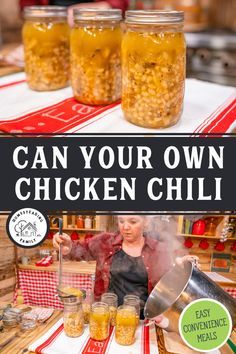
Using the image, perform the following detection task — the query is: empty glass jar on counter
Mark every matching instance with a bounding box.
[122,11,186,128]
[63,297,84,337]
[22,6,70,91]
[70,9,122,105]
[89,302,110,340]
[101,292,118,326]
[82,289,93,324]
[115,305,137,345]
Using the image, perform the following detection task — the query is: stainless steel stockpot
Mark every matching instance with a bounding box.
[144,261,236,332]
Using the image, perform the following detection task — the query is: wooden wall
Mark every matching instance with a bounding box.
[0,216,38,302]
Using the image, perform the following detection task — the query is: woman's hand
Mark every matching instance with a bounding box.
[53,232,72,256]
[175,255,201,269]
[152,315,170,329]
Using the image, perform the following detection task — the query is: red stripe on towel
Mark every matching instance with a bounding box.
[200,100,236,134]
[194,98,236,135]
[35,323,64,354]
[82,326,114,354]
[0,98,120,134]
[143,321,150,354]
[0,79,26,90]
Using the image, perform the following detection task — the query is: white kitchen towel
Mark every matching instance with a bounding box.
[28,318,159,354]
[0,72,235,134]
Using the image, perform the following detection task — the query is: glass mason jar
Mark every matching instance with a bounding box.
[63,297,84,337]
[89,302,110,340]
[123,294,140,325]
[122,11,186,128]
[101,292,118,326]
[71,9,122,105]
[82,289,93,324]
[22,6,70,91]
[115,305,137,345]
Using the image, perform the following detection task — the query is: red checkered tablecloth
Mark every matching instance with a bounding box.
[17,269,94,309]
[223,287,236,298]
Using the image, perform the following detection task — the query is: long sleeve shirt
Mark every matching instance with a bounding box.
[20,0,129,12]
[69,232,173,300]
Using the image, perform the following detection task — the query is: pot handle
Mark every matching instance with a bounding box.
[227,337,236,353]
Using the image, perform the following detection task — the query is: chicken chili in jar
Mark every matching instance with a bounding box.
[115,305,137,346]
[23,6,70,91]
[122,11,186,128]
[63,298,84,338]
[71,9,122,105]
[89,302,110,341]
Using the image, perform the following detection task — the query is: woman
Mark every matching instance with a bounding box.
[53,215,198,318]
[19,0,129,13]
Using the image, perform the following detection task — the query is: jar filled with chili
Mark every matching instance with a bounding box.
[63,297,84,337]
[71,9,122,105]
[22,6,70,91]
[122,10,186,128]
[89,302,110,340]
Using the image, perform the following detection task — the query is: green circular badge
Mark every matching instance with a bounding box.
[179,299,232,352]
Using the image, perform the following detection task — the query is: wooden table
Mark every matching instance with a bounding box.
[0,310,62,354]
[0,43,23,77]
[0,310,173,354]
[0,308,235,354]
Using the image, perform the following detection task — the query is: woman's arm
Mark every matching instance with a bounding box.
[53,232,113,261]
[95,0,129,12]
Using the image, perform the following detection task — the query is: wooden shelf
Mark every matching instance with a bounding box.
[50,227,102,232]
[178,233,235,241]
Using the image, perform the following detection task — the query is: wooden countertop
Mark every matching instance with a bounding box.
[218,273,236,284]
[0,308,234,354]
[18,261,96,275]
[0,43,23,77]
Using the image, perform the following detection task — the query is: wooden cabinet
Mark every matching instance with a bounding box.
[49,214,109,233]
[177,215,236,240]
[177,215,236,273]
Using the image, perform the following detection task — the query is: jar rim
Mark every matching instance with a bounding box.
[73,8,122,21]
[92,301,109,310]
[125,10,184,24]
[101,292,118,299]
[24,6,67,19]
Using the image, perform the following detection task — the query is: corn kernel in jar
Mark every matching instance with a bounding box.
[122,11,186,128]
[82,303,91,324]
[101,292,118,326]
[23,6,70,91]
[70,9,122,105]
[63,298,84,338]
[89,302,110,341]
[64,312,84,337]
[115,305,136,346]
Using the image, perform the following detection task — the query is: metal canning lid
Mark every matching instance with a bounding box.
[24,6,67,19]
[125,10,184,24]
[73,8,122,21]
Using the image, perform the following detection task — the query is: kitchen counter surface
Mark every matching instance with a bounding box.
[0,43,23,77]
[0,308,235,354]
[18,260,96,275]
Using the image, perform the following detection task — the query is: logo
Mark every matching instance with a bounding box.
[6,208,49,248]
[179,298,232,352]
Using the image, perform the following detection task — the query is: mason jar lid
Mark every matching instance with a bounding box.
[73,8,122,21]
[125,10,184,24]
[24,6,67,19]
